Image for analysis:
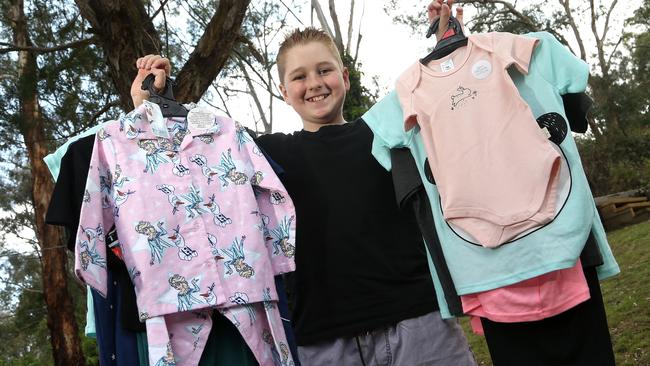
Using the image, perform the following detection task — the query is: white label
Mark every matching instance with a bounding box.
[472,60,492,80]
[440,59,455,72]
[143,100,170,138]
[187,107,216,132]
[541,127,552,139]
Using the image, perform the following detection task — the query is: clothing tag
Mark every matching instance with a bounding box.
[472,60,492,80]
[143,100,170,138]
[440,59,455,72]
[187,107,216,133]
[541,126,552,139]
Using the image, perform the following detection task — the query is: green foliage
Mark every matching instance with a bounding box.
[577,127,650,196]
[342,54,378,122]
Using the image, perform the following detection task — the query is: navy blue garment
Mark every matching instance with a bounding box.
[275,275,301,366]
[91,250,140,366]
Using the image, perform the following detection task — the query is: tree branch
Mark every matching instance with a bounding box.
[346,0,355,53]
[0,37,96,54]
[327,0,345,55]
[311,0,334,37]
[558,0,587,60]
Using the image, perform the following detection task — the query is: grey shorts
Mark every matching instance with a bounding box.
[297,311,477,366]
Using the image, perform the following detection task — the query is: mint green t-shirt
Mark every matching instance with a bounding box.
[364,32,619,301]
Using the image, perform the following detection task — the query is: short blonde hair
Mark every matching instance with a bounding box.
[277,27,344,83]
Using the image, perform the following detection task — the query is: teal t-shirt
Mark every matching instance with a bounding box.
[364,32,619,301]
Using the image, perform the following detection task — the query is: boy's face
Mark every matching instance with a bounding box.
[279,42,350,130]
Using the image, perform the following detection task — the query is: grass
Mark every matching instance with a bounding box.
[459,220,650,366]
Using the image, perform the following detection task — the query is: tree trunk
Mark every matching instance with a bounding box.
[8,0,85,365]
[74,0,163,111]
[175,0,251,103]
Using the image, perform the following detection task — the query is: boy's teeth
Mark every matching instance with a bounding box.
[309,95,327,102]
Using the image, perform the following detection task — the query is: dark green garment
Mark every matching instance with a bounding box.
[136,332,149,366]
[199,311,258,366]
[135,311,257,366]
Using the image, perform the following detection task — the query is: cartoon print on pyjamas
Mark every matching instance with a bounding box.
[200,282,217,306]
[83,189,90,203]
[197,135,214,144]
[78,224,107,270]
[189,154,219,184]
[234,122,252,150]
[157,184,185,215]
[154,342,176,366]
[207,234,222,259]
[270,215,295,258]
[97,127,111,141]
[229,292,256,325]
[262,287,275,310]
[138,139,170,174]
[450,86,478,110]
[262,329,294,366]
[221,236,255,278]
[182,185,207,220]
[168,225,198,261]
[251,211,272,241]
[204,194,232,227]
[119,112,145,140]
[216,148,248,187]
[168,274,204,312]
[250,171,266,197]
[187,322,205,351]
[157,184,207,220]
[134,220,176,265]
[269,191,286,205]
[111,164,135,217]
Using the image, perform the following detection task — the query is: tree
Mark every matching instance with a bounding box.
[3,0,87,363]
[311,0,377,120]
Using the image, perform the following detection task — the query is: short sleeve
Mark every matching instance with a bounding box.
[46,136,95,251]
[239,125,296,276]
[528,31,589,94]
[362,90,415,155]
[74,131,116,297]
[494,32,539,74]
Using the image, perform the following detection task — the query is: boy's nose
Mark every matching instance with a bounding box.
[306,75,324,90]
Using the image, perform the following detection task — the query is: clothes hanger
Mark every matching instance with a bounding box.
[140,74,188,117]
[420,15,468,64]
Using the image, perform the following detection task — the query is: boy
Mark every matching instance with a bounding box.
[132,2,477,365]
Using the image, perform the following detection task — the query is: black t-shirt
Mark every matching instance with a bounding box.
[256,120,437,346]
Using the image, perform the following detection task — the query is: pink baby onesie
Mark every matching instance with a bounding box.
[396,32,561,248]
[75,101,296,366]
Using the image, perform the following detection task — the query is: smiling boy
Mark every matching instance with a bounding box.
[131,2,477,365]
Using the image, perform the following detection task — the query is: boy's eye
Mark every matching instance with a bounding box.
[319,69,332,75]
[292,74,305,81]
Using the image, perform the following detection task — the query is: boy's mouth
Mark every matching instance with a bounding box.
[306,94,329,102]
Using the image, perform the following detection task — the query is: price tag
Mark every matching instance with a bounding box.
[187,107,216,132]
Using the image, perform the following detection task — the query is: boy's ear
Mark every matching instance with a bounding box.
[279,83,291,105]
[342,67,351,91]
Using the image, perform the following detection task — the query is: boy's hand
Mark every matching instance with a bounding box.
[130,54,171,107]
[427,0,464,41]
